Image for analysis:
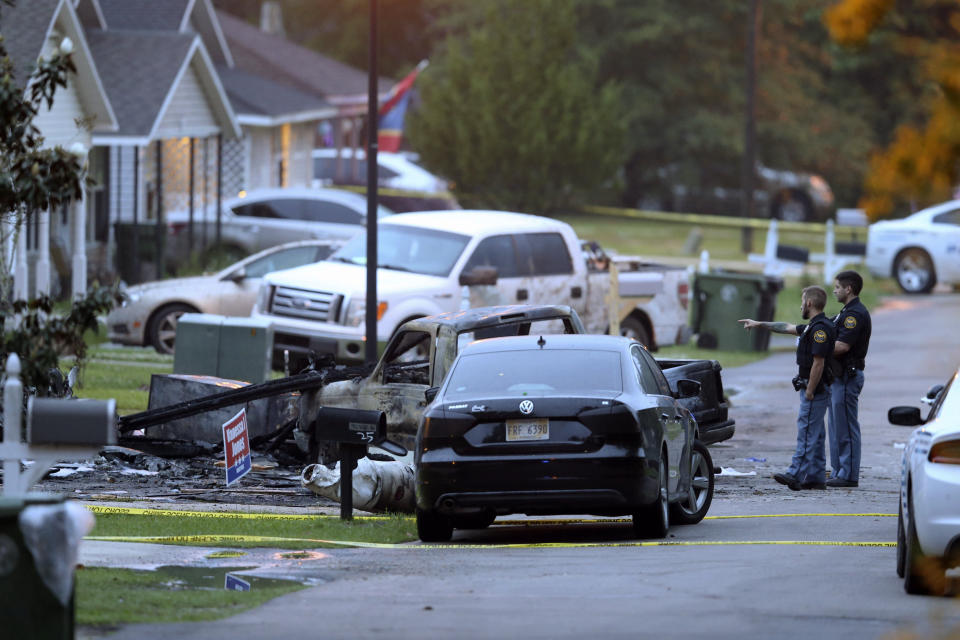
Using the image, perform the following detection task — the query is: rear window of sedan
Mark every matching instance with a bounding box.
[444,349,622,399]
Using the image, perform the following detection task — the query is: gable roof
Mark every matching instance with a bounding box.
[1,0,117,133]
[215,65,335,126]
[97,0,190,31]
[96,0,231,65]
[215,9,389,108]
[1,0,60,89]
[87,29,239,143]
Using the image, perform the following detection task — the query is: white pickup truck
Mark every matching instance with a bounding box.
[251,210,691,366]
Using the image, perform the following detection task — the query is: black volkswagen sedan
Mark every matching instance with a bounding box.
[414,334,714,542]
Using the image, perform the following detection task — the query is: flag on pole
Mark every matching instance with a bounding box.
[378,60,428,153]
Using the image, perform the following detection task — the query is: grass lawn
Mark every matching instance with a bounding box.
[88,510,418,549]
[77,566,306,625]
[77,510,417,624]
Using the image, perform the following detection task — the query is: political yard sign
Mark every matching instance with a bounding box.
[222,408,252,485]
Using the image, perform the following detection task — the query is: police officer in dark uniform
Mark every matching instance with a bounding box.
[826,270,871,488]
[739,286,836,490]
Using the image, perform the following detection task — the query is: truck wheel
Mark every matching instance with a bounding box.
[621,316,651,348]
[669,440,714,525]
[633,454,669,539]
[772,191,813,222]
[894,248,936,294]
[147,303,197,354]
[416,508,453,542]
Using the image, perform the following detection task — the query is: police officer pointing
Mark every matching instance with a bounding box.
[826,270,871,488]
[739,286,836,490]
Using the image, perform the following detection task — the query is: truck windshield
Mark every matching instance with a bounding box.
[444,349,622,399]
[330,225,471,277]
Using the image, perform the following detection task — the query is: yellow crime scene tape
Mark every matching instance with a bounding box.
[84,534,894,550]
[85,505,895,522]
[84,506,896,549]
[581,204,854,234]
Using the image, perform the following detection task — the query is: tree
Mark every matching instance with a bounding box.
[0,0,118,397]
[578,0,879,210]
[212,0,444,79]
[825,0,960,217]
[406,0,626,213]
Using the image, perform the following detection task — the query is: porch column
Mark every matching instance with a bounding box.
[72,188,87,297]
[13,216,27,300]
[35,209,50,297]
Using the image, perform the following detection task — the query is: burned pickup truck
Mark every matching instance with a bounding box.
[295,304,734,461]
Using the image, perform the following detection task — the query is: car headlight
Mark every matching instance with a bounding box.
[255,284,272,313]
[345,298,388,327]
[120,290,141,307]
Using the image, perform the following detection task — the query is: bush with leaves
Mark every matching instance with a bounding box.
[0,285,122,397]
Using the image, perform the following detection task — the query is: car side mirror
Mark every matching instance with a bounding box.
[424,387,440,403]
[459,266,498,286]
[226,267,246,283]
[676,379,701,398]
[888,406,923,426]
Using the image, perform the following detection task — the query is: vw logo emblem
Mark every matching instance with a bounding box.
[519,400,534,415]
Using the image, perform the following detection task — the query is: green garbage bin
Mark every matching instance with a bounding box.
[0,494,75,639]
[691,271,784,351]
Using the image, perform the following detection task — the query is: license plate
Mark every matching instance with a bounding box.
[506,418,549,441]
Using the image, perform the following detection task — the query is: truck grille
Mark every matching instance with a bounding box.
[270,286,341,323]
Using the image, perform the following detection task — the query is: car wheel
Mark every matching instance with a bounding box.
[894,248,936,294]
[772,191,814,222]
[620,316,651,348]
[633,454,669,539]
[903,497,945,595]
[453,511,496,530]
[896,503,906,579]
[669,440,714,525]
[416,508,453,542]
[147,303,197,354]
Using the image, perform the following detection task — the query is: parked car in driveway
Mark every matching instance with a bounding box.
[108,239,341,354]
[866,200,960,294]
[165,187,392,262]
[634,163,836,222]
[889,368,960,595]
[312,148,460,213]
[413,333,714,542]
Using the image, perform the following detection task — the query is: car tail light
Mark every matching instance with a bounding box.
[678,282,690,310]
[929,439,960,464]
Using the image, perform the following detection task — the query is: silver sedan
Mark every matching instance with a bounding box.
[107,239,340,354]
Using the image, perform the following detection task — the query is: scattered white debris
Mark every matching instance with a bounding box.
[893,442,906,449]
[119,467,159,476]
[718,467,757,477]
[50,465,94,478]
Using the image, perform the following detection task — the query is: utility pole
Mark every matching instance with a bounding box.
[741,0,761,254]
[365,0,379,366]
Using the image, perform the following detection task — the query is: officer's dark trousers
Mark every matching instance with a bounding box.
[788,389,829,484]
[828,370,864,482]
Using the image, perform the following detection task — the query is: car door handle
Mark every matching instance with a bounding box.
[517,289,528,301]
[571,286,582,299]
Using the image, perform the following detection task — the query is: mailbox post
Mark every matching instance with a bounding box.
[308,407,405,520]
[0,354,117,639]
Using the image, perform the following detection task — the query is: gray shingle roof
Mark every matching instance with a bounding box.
[215,9,388,102]
[0,0,59,89]
[85,29,193,136]
[215,64,331,119]
[97,0,190,31]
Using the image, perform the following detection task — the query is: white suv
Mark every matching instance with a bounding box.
[312,149,449,193]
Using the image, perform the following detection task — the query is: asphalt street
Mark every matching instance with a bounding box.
[79,293,960,640]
